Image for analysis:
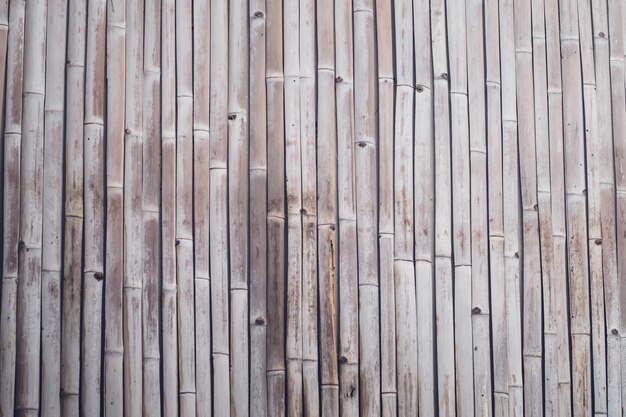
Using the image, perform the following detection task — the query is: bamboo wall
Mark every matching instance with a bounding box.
[0,0,625,415]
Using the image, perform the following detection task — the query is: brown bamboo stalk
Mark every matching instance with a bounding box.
[61,0,86,413]
[228,0,250,414]
[375,0,396,414]
[192,0,210,413]
[299,0,319,414]
[41,2,67,416]
[209,0,230,415]
[353,1,379,416]
[143,0,162,413]
[316,0,338,413]
[249,0,268,414]
[124,0,145,414]
[104,0,126,413]
[160,0,177,414]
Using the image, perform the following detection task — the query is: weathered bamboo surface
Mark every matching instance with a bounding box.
[0,0,624,415]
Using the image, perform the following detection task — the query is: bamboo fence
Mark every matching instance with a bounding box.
[0,0,625,416]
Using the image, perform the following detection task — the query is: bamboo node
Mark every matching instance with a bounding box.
[253,11,264,18]
[594,239,602,246]
[255,316,265,325]
[471,306,481,314]
[228,113,237,120]
[611,328,619,336]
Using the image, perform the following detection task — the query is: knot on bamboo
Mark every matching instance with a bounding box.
[253,11,264,18]
[227,113,237,120]
[338,355,348,364]
[94,272,104,281]
[440,73,448,80]
[335,76,343,83]
[471,307,481,315]
[255,316,265,325]
[598,32,605,38]
[415,84,425,93]
[594,239,602,246]
[611,328,619,336]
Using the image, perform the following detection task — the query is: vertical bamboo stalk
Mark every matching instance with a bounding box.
[209,0,230,415]
[375,0,396,414]
[228,0,249,414]
[15,0,47,415]
[192,0,210,413]
[353,0,379,415]
[61,0,86,413]
[299,0,319,414]
[316,0,338,412]
[143,0,162,413]
[431,0,456,412]
[104,0,126,413]
[249,0,267,415]
[284,0,303,414]
[0,11,9,410]
[124,0,145,413]
[335,0,359,414]
[41,1,67,416]
[160,0,177,414]
[81,0,105,413]
[175,0,195,413]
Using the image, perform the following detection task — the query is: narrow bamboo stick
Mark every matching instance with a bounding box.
[431,0,456,412]
[61,0,86,413]
[104,0,126,413]
[249,0,268,415]
[192,0,210,414]
[335,0,359,414]
[41,2,67,416]
[375,0,396,414]
[316,0,338,413]
[160,0,177,415]
[81,0,105,413]
[299,0,319,414]
[124,0,145,414]
[142,0,162,413]
[209,0,230,415]
[228,0,250,414]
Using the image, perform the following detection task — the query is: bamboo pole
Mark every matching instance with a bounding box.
[192,0,210,413]
[316,0,338,412]
[15,0,47,415]
[209,0,230,415]
[124,0,145,414]
[299,0,319,414]
[104,0,126,413]
[431,0,456,413]
[228,0,249,414]
[249,0,267,415]
[143,0,162,413]
[175,0,195,413]
[41,1,67,416]
[353,1,379,416]
[375,0,396,414]
[81,0,105,413]
[61,0,86,413]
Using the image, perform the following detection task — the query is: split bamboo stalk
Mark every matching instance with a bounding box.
[353,1,379,416]
[249,0,267,415]
[192,0,211,413]
[160,0,177,414]
[284,0,303,414]
[544,0,572,413]
[299,0,319,414]
[446,0,475,413]
[124,0,145,414]
[431,0,456,412]
[104,0,126,413]
[375,0,396,414]
[335,0,359,414]
[228,0,250,414]
[209,0,230,415]
[513,0,543,415]
[465,0,492,414]
[0,0,19,411]
[143,0,162,413]
[560,0,593,415]
[61,0,86,413]
[15,0,47,415]
[499,0,524,413]
[484,0,508,414]
[316,0,338,412]
[592,0,622,411]
[41,1,67,416]
[607,0,626,410]
[81,0,105,413]
[175,0,195,413]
